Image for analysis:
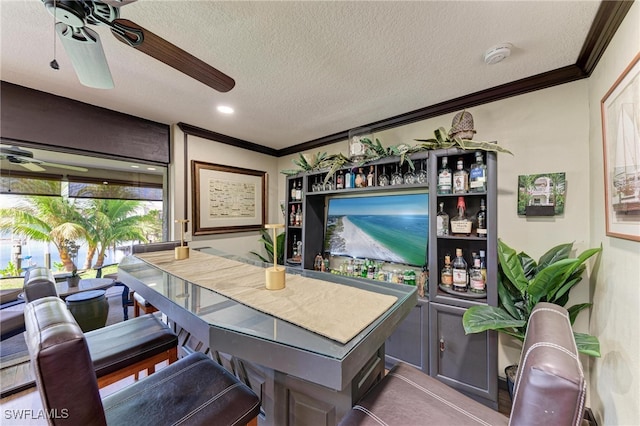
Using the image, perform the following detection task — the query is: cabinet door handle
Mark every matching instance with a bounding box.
[439,338,445,352]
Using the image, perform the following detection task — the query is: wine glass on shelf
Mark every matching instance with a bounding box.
[417,159,429,184]
[378,166,390,186]
[390,163,403,185]
[312,176,319,192]
[403,166,416,185]
[324,174,334,191]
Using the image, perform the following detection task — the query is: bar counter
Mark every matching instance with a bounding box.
[118,247,416,426]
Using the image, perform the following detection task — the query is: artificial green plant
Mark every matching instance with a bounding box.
[462,239,602,357]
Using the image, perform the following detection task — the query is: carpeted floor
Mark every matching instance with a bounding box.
[0,286,132,392]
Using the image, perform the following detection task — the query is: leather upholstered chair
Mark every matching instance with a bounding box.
[24,296,261,426]
[338,302,586,426]
[23,267,58,302]
[0,289,26,341]
[22,268,179,388]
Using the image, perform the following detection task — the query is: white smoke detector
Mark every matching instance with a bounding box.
[484,43,513,65]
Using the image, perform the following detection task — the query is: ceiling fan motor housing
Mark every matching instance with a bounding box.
[43,0,87,27]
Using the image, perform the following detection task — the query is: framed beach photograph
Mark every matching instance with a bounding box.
[601,52,640,242]
[192,161,267,235]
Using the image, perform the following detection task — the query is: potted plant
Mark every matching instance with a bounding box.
[462,239,602,397]
[250,229,285,265]
[62,239,81,286]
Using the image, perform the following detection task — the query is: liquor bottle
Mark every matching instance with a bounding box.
[479,250,487,284]
[437,156,452,194]
[417,265,428,297]
[290,205,296,226]
[404,269,416,286]
[336,170,344,190]
[469,257,486,293]
[292,235,298,258]
[453,157,469,194]
[291,180,297,201]
[355,168,366,187]
[314,253,323,271]
[436,201,450,236]
[367,166,375,187]
[476,198,487,238]
[296,180,303,200]
[469,151,487,192]
[450,197,472,236]
[345,169,352,189]
[295,205,302,227]
[452,248,468,292]
[440,254,453,288]
[378,166,390,186]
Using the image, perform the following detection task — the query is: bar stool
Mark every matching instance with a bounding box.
[133,291,158,317]
[24,297,261,426]
[131,241,185,317]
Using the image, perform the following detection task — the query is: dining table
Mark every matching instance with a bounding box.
[117,247,416,426]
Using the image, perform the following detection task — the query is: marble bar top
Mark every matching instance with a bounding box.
[134,249,397,344]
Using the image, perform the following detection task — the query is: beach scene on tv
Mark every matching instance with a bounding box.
[324,193,429,267]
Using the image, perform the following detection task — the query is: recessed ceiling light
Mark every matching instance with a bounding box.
[147,167,156,171]
[131,165,139,169]
[217,105,234,114]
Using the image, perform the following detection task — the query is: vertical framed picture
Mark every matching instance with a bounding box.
[601,52,640,242]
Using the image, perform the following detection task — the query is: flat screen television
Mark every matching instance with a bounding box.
[324,192,429,267]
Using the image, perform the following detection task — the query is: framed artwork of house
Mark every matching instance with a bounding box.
[518,172,566,216]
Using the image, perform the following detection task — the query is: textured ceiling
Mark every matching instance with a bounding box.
[0,0,601,151]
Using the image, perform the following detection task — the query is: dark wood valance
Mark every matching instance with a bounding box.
[0,81,170,164]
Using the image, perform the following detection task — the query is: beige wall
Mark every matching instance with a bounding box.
[587,2,640,425]
[178,4,639,421]
[170,126,282,259]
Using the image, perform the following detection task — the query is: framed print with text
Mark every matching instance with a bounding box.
[192,161,266,235]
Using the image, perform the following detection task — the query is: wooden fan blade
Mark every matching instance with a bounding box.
[111,18,235,93]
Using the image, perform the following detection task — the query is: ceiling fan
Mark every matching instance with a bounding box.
[42,0,235,92]
[0,146,89,173]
